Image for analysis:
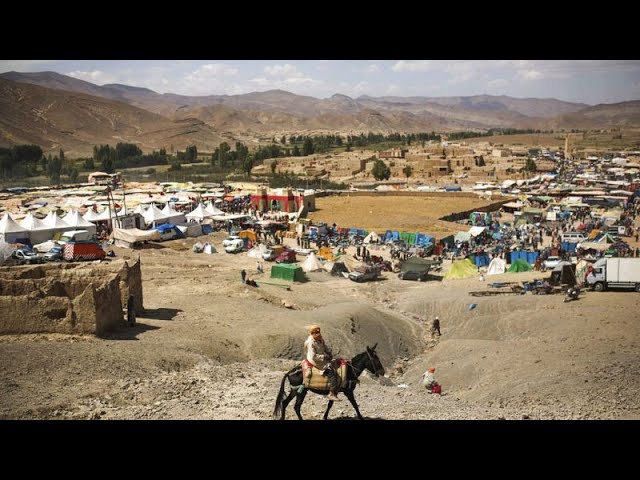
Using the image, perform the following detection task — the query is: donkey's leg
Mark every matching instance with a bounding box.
[323,400,335,420]
[293,390,307,420]
[280,390,297,420]
[344,390,364,420]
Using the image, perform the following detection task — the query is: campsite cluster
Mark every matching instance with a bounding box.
[1,157,640,419]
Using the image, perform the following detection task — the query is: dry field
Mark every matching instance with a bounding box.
[307,194,500,236]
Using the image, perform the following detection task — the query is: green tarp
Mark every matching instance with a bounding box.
[270,264,305,282]
[508,258,533,273]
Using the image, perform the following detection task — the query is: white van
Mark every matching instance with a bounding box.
[561,232,586,243]
[59,229,91,244]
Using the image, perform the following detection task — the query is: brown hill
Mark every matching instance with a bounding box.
[365,94,588,118]
[0,78,225,156]
[542,100,640,130]
[2,71,640,152]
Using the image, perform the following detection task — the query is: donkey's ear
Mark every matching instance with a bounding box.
[372,343,378,351]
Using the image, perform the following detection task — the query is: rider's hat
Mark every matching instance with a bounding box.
[307,324,321,334]
[428,367,436,373]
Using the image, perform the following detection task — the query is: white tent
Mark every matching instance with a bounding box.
[83,209,102,222]
[143,204,169,227]
[63,210,97,235]
[363,231,380,244]
[0,213,29,243]
[185,204,213,222]
[468,226,487,237]
[486,257,506,275]
[247,244,268,259]
[204,201,224,215]
[301,252,324,272]
[19,212,44,231]
[161,203,186,224]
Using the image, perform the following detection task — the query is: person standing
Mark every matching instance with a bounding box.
[431,316,441,336]
[127,294,136,327]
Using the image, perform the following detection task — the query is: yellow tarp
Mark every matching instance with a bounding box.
[444,258,478,280]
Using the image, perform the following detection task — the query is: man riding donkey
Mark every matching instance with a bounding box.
[303,324,342,401]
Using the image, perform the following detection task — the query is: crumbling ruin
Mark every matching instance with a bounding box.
[0,257,143,336]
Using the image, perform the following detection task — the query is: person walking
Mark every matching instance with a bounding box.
[431,316,441,336]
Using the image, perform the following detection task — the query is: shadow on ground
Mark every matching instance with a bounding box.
[139,307,183,321]
[101,322,161,340]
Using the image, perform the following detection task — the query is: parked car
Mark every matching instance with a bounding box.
[348,265,382,283]
[10,248,43,265]
[223,236,244,253]
[43,246,64,262]
[275,250,297,263]
[542,256,561,271]
[398,270,430,281]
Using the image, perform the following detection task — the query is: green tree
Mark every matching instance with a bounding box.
[270,160,278,174]
[83,158,95,169]
[218,142,231,168]
[280,135,287,145]
[525,157,537,172]
[68,167,79,183]
[402,165,412,181]
[302,137,314,156]
[48,155,62,184]
[371,159,391,181]
[243,154,255,176]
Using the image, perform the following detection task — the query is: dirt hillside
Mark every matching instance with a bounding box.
[0,230,638,420]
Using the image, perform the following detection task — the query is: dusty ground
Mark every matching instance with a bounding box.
[1,225,639,420]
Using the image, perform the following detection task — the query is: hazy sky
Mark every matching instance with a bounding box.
[2,60,640,105]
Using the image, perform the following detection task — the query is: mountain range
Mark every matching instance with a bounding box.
[1,71,639,156]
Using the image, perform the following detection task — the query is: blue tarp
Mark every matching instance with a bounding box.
[561,242,577,253]
[526,251,539,264]
[474,254,490,267]
[392,231,399,241]
[201,224,214,234]
[385,230,393,242]
[445,186,462,191]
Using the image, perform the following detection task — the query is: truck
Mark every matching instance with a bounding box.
[63,241,106,261]
[586,257,640,292]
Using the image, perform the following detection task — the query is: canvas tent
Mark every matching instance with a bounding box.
[301,252,324,272]
[486,257,506,275]
[111,228,161,248]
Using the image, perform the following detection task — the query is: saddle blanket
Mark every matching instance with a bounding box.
[301,359,348,390]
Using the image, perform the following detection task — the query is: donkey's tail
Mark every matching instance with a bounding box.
[273,364,301,419]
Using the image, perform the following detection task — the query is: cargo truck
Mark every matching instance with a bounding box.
[586,257,640,292]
